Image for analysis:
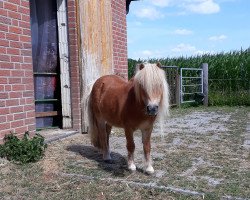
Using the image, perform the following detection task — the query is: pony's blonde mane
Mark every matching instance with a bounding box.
[134,63,170,131]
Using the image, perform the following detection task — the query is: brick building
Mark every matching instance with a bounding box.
[0,0,133,142]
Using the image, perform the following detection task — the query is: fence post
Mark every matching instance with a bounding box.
[175,71,181,107]
[202,63,208,106]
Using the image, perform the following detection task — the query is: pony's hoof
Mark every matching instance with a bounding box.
[145,166,154,175]
[103,153,112,161]
[128,163,136,172]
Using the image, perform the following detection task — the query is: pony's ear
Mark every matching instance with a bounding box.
[137,63,145,70]
[156,62,162,68]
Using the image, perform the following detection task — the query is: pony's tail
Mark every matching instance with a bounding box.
[87,92,101,148]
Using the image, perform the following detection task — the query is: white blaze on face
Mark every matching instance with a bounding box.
[148,87,162,105]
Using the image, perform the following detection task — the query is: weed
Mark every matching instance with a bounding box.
[0,132,47,164]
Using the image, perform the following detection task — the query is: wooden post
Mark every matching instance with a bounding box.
[175,71,181,107]
[78,0,114,133]
[202,63,208,106]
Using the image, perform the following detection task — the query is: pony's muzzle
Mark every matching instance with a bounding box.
[146,105,158,116]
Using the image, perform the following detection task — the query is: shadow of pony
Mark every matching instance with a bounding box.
[66,145,128,177]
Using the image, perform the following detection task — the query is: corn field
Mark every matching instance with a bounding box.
[128,48,250,106]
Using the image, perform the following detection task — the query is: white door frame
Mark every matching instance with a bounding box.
[57,0,72,128]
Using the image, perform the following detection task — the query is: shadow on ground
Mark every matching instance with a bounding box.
[66,145,129,177]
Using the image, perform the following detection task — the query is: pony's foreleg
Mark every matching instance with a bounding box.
[125,129,136,171]
[142,128,154,174]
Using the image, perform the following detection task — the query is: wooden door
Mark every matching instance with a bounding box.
[30,0,71,129]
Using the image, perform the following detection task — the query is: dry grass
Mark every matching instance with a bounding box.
[0,106,249,200]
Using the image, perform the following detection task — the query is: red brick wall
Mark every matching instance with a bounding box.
[67,0,81,131]
[111,0,128,79]
[0,0,35,143]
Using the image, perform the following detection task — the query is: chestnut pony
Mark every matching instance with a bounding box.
[87,63,169,174]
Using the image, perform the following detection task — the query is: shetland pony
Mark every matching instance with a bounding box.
[87,63,169,174]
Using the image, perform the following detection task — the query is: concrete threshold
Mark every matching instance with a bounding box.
[37,129,79,144]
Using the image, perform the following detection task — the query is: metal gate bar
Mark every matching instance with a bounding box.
[180,68,203,103]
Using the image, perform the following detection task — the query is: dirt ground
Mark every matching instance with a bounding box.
[0,106,249,200]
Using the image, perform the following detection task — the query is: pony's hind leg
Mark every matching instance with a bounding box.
[105,123,112,161]
[142,128,154,174]
[97,120,111,161]
[125,129,136,171]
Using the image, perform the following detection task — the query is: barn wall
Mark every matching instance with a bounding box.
[78,0,115,132]
[0,0,128,138]
[71,0,128,132]
[78,0,114,81]
[111,0,128,79]
[67,0,81,131]
[0,0,35,142]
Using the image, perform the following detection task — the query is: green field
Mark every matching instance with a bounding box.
[128,48,250,106]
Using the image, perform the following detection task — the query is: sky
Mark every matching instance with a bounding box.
[126,0,250,59]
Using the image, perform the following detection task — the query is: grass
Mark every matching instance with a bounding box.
[0,106,249,199]
[0,163,194,200]
[209,91,250,106]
